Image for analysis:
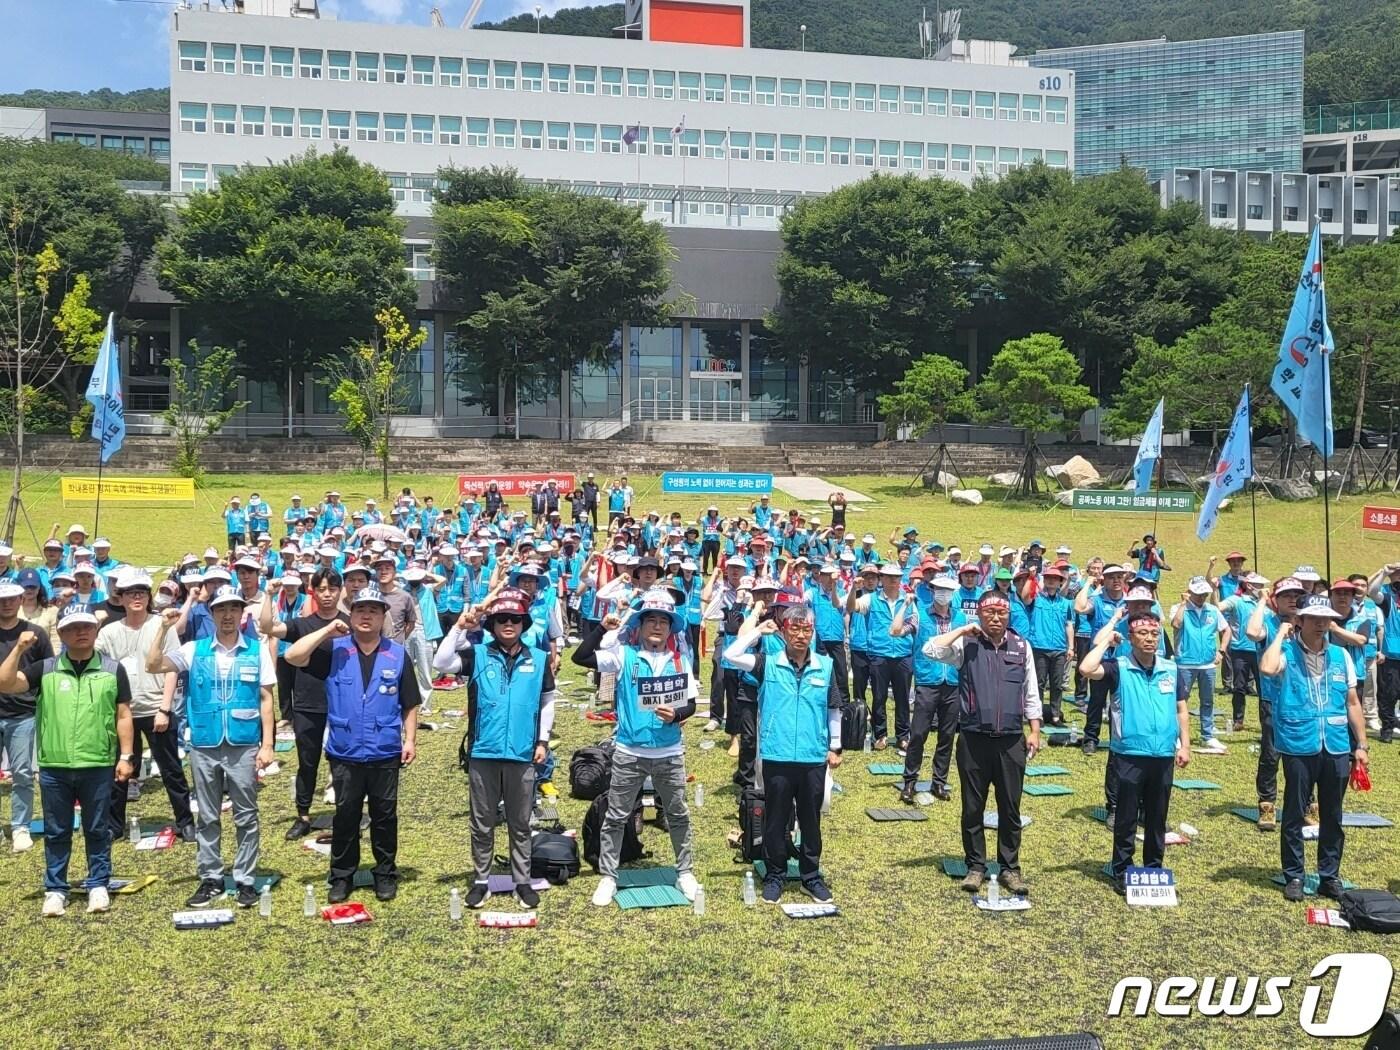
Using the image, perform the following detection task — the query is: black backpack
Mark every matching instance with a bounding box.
[739,787,766,863]
[839,701,869,752]
[581,794,646,872]
[529,831,580,885]
[1340,889,1400,934]
[569,742,614,800]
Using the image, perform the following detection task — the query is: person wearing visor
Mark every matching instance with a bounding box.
[1246,577,1308,832]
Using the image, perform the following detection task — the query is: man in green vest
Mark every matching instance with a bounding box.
[0,603,134,917]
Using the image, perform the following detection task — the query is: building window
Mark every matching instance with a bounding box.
[1021,94,1041,122]
[548,121,570,151]
[779,134,800,163]
[328,51,351,81]
[780,79,800,107]
[705,73,726,103]
[1045,149,1068,168]
[328,110,350,141]
[179,102,208,134]
[927,142,947,171]
[855,138,875,167]
[1022,147,1041,164]
[975,91,995,119]
[575,123,596,152]
[412,114,434,144]
[300,48,322,78]
[240,106,265,136]
[270,106,294,137]
[241,44,265,76]
[383,53,407,84]
[679,128,699,157]
[704,202,727,218]
[1210,203,1228,219]
[212,42,236,74]
[466,117,488,147]
[754,132,775,161]
[439,56,462,87]
[903,86,922,115]
[951,144,972,172]
[654,126,675,157]
[412,55,435,85]
[855,83,875,111]
[830,82,850,110]
[100,134,121,151]
[440,115,462,145]
[382,112,406,143]
[879,140,899,169]
[574,65,596,94]
[904,141,924,170]
[974,145,994,174]
[602,67,622,96]
[150,137,170,157]
[212,164,238,187]
[1046,96,1068,124]
[754,76,774,105]
[654,69,675,99]
[410,174,436,204]
[493,118,516,149]
[179,163,207,192]
[601,124,622,153]
[928,88,947,116]
[521,62,543,92]
[466,59,489,88]
[749,324,796,421]
[178,40,207,73]
[494,60,516,90]
[830,136,850,165]
[705,130,726,159]
[548,64,569,92]
[211,103,236,135]
[878,85,898,113]
[998,146,1018,173]
[806,81,827,109]
[520,120,542,150]
[1284,206,1300,222]
[998,92,1018,121]
[628,68,650,98]
[1247,204,1264,220]
[355,52,379,82]
[803,135,826,165]
[299,109,322,138]
[951,89,971,118]
[270,46,293,77]
[1390,209,1400,226]
[355,112,378,141]
[404,242,434,279]
[728,130,748,160]
[1318,207,1334,222]
[728,74,749,104]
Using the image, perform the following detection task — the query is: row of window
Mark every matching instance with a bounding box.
[175,41,1068,122]
[51,131,170,156]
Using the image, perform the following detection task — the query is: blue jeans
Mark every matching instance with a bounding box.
[1177,666,1217,742]
[0,714,36,831]
[39,766,114,895]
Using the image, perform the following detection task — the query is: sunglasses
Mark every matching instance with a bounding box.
[493,614,524,625]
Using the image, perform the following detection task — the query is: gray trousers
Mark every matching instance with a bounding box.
[468,757,535,885]
[189,743,260,888]
[598,750,693,880]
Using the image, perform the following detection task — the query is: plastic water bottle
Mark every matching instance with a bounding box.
[302,884,316,917]
[128,816,140,846]
[694,783,705,808]
[259,884,272,918]
[1248,744,1260,754]
[863,731,873,753]
[987,875,1001,906]
[742,871,756,907]
[449,888,462,922]
[693,884,706,916]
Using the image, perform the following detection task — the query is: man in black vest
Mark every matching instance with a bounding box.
[924,590,1042,896]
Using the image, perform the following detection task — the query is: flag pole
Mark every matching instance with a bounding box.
[93,397,107,540]
[1321,349,1332,582]
[1151,446,1165,537]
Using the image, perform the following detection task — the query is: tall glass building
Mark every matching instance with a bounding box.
[1030,32,1303,180]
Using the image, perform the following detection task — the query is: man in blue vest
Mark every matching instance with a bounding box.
[892,576,963,803]
[572,588,698,908]
[1245,576,1307,832]
[1259,595,1369,901]
[848,563,914,750]
[809,564,849,704]
[1170,576,1230,753]
[1368,562,1400,743]
[1079,607,1191,895]
[1023,564,1075,728]
[147,586,276,908]
[284,585,421,904]
[723,594,841,905]
[433,589,554,910]
[924,590,1042,896]
[1075,564,1129,755]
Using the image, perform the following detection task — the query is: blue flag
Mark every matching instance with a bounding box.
[1196,385,1252,542]
[85,312,125,464]
[1132,397,1164,496]
[1269,227,1334,457]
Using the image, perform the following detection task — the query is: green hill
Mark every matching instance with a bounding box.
[0,87,169,112]
[480,0,1400,108]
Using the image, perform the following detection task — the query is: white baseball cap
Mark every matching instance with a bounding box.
[1187,576,1212,596]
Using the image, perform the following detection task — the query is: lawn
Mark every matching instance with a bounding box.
[1,467,1396,1050]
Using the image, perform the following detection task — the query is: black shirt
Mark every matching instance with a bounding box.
[298,630,422,713]
[582,482,599,510]
[282,612,350,713]
[829,500,847,528]
[0,619,56,718]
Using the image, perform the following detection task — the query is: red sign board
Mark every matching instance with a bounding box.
[1362,505,1400,535]
[457,473,575,498]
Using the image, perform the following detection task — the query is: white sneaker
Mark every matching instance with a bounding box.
[591,876,617,908]
[323,785,336,805]
[86,886,110,914]
[1201,738,1228,754]
[677,872,699,902]
[1369,718,1383,732]
[12,828,33,853]
[704,719,721,733]
[41,892,66,917]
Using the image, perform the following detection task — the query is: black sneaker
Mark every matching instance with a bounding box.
[1381,727,1394,744]
[176,822,198,844]
[761,877,783,904]
[234,884,258,908]
[185,880,226,908]
[466,882,491,909]
[932,784,952,802]
[327,879,351,904]
[898,781,915,805]
[515,883,540,908]
[801,877,834,903]
[1317,877,1346,901]
[374,876,398,902]
[284,817,313,842]
[1104,809,1117,829]
[1282,878,1305,903]
[1112,874,1127,896]
[1081,738,1098,756]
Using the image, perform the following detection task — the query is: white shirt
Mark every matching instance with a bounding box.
[169,633,277,688]
[594,639,696,760]
[924,632,1043,723]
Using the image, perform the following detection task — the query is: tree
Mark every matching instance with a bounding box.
[162,342,249,479]
[876,353,973,439]
[322,307,427,496]
[1326,243,1400,447]
[433,167,673,423]
[157,149,417,430]
[767,174,976,392]
[974,333,1097,437]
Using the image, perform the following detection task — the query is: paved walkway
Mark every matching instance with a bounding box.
[772,476,873,502]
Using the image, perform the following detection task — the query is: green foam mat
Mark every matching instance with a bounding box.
[274,740,294,752]
[940,858,1002,878]
[1102,863,1115,878]
[29,813,81,833]
[866,807,928,822]
[1173,779,1221,790]
[1091,807,1109,823]
[1025,766,1070,777]
[1230,807,1262,823]
[1342,813,1394,828]
[224,873,282,893]
[615,884,689,910]
[866,763,905,776]
[892,780,933,794]
[616,867,678,889]
[1269,873,1358,894]
[754,858,827,881]
[1023,783,1074,796]
[352,869,376,888]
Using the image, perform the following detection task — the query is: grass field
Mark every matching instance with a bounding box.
[1,468,1397,1050]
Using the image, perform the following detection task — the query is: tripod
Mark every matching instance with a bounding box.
[906,440,967,496]
[2,490,41,552]
[1003,439,1050,501]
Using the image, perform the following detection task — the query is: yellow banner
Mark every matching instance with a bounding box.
[60,477,196,504]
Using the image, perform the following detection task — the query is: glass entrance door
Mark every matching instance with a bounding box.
[690,376,742,421]
[638,376,680,420]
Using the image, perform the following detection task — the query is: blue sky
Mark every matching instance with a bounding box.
[0,0,608,94]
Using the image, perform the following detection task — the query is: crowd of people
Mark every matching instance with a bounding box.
[0,483,1392,916]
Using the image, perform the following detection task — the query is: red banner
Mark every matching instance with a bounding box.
[457,473,576,498]
[1361,505,1400,535]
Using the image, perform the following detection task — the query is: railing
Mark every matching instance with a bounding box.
[1306,99,1400,136]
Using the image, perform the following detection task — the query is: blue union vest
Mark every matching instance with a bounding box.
[324,635,407,762]
[186,637,263,749]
